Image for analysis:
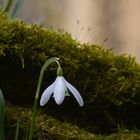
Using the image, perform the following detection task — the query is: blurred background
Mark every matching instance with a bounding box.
[17,0,140,62]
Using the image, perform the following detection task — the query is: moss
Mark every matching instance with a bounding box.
[0,10,140,133]
[5,103,95,140]
[5,103,140,140]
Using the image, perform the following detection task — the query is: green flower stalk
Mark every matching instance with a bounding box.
[14,120,20,140]
[29,57,84,140]
[28,57,60,140]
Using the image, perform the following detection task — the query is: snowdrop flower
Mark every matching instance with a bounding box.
[40,66,84,107]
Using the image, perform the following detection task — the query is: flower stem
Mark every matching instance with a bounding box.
[28,57,60,140]
[14,120,20,140]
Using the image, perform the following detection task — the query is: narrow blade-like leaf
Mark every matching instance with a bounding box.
[11,0,24,18]
[0,89,5,140]
[4,0,14,12]
[0,0,4,6]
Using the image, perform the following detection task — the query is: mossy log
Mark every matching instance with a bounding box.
[0,10,140,132]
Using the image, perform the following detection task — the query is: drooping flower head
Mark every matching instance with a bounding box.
[40,66,84,106]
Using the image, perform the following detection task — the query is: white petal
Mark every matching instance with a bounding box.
[62,77,84,107]
[54,77,66,105]
[40,82,55,106]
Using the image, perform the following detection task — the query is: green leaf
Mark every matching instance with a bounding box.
[11,0,24,18]
[4,0,14,13]
[0,89,5,140]
[0,0,4,6]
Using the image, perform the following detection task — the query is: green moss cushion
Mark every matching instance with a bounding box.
[0,10,140,132]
